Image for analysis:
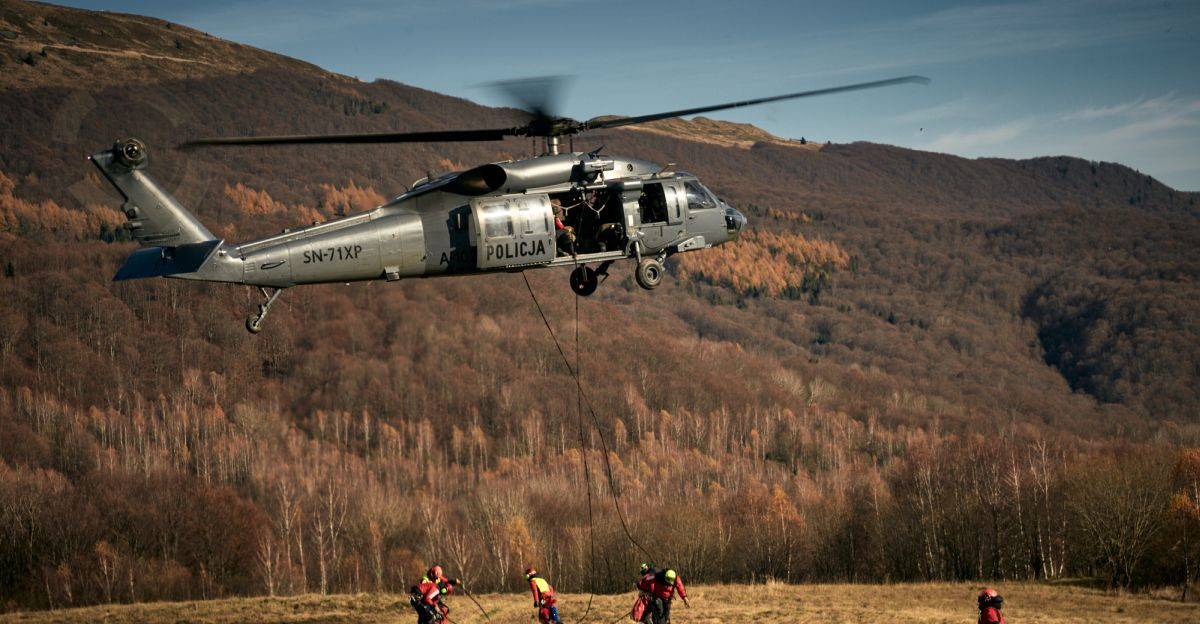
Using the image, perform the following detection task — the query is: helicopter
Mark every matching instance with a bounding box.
[90,75,928,333]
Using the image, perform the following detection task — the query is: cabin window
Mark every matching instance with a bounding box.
[685,181,714,210]
[482,204,513,238]
[516,197,549,234]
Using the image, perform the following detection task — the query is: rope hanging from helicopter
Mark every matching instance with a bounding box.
[521,271,659,571]
[571,273,600,623]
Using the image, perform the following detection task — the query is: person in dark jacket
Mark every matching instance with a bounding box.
[977,587,1006,624]
[636,566,688,623]
[410,565,459,624]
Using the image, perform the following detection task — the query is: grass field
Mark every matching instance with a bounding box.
[2,582,1198,623]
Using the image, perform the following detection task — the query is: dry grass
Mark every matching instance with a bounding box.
[2,583,1197,624]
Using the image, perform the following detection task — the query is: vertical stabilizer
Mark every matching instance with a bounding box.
[90,138,215,246]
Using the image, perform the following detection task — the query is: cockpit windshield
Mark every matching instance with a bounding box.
[684,180,716,211]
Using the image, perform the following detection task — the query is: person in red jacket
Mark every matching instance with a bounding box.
[978,587,1006,624]
[410,565,460,624]
[525,567,560,624]
[636,566,688,624]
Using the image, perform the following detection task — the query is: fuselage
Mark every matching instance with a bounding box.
[186,151,746,287]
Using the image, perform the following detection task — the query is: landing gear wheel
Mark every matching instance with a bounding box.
[570,265,598,296]
[245,286,284,334]
[635,258,664,290]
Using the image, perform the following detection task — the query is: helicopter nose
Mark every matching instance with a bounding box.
[724,205,747,239]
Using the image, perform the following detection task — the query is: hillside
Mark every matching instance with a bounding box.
[0,0,328,88]
[2,0,1200,613]
[601,114,821,150]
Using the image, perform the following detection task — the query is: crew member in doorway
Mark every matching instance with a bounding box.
[525,567,560,624]
[977,588,1006,624]
[553,199,575,256]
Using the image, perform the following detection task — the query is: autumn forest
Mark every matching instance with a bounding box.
[2,0,1200,613]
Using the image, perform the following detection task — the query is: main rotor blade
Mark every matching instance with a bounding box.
[180,128,515,148]
[482,75,570,121]
[584,75,931,131]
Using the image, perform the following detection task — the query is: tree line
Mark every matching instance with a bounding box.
[2,380,1199,610]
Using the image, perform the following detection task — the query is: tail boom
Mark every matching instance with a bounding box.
[93,139,244,283]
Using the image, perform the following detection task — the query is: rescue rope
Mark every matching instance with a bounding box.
[603,609,632,624]
[574,287,598,623]
[460,584,493,624]
[520,272,658,564]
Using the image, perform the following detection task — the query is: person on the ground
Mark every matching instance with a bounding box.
[977,587,1006,624]
[410,565,459,623]
[636,565,687,623]
[525,566,560,624]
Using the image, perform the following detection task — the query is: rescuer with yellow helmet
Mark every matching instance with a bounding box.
[636,566,688,624]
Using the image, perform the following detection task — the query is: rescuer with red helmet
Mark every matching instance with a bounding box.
[428,566,459,589]
[409,565,460,624]
[977,587,1006,624]
[525,566,560,624]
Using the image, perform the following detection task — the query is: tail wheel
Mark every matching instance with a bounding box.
[570,265,599,296]
[635,258,664,290]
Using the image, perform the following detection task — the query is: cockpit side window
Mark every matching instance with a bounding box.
[685,181,715,211]
[639,183,669,224]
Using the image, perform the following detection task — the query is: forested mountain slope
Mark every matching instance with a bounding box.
[2,0,1199,611]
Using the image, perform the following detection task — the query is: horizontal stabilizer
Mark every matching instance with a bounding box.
[113,240,223,281]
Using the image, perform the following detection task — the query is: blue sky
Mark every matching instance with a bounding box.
[58,0,1200,190]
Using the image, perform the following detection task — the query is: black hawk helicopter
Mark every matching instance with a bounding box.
[90,75,928,332]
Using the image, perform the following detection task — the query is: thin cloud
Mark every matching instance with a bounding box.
[952,93,1200,190]
[1100,114,1200,144]
[1054,92,1200,148]
[1061,92,1200,123]
[927,119,1032,152]
[892,97,980,125]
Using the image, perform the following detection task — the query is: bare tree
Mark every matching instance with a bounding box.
[256,529,279,597]
[1068,454,1171,588]
[94,541,119,603]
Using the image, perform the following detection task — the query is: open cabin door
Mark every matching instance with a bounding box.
[471,194,555,269]
[637,181,686,252]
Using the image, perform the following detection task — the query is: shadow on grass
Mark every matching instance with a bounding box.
[1044,577,1110,590]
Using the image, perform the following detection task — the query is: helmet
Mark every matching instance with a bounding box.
[525,567,537,580]
[639,563,651,574]
[664,569,677,582]
[978,588,1002,607]
[428,565,443,579]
